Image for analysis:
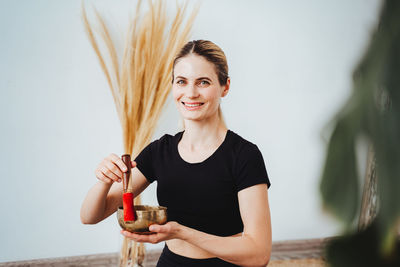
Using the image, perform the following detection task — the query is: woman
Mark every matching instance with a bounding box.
[81,40,272,267]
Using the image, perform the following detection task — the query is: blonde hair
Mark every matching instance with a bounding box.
[173,40,229,129]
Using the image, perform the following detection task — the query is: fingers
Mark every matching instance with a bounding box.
[95,164,119,184]
[121,230,162,244]
[120,222,178,243]
[149,224,163,233]
[94,168,112,184]
[95,153,134,184]
[108,153,128,172]
[102,162,121,183]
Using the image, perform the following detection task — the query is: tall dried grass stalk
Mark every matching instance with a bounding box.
[81,1,197,266]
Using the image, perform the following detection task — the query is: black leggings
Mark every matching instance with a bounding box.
[156,244,240,267]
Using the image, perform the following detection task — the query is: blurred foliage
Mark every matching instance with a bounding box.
[320,0,400,265]
[325,221,400,267]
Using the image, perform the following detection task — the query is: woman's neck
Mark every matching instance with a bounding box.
[181,115,227,150]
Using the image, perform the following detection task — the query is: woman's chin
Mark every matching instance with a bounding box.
[182,116,202,122]
[181,113,206,122]
[179,108,202,117]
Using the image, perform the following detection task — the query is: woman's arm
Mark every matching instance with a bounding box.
[80,153,150,224]
[122,183,271,267]
[186,183,271,266]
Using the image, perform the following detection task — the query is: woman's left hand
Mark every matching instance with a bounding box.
[121,221,182,244]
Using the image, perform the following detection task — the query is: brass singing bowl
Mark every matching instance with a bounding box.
[117,205,167,234]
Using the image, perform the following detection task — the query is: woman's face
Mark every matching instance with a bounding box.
[172,54,229,123]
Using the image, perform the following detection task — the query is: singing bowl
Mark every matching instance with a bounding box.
[117,205,167,234]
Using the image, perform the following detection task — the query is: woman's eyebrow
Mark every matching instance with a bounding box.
[175,76,187,80]
[196,77,212,81]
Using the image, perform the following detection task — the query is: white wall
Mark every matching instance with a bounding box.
[0,0,382,262]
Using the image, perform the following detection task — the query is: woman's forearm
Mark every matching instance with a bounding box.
[80,181,113,224]
[122,185,272,266]
[178,225,270,267]
[81,167,150,224]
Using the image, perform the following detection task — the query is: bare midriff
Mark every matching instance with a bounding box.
[166,232,242,259]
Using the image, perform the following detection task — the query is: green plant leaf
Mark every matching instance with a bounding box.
[320,118,360,226]
[325,220,400,267]
[360,0,400,252]
[321,0,400,257]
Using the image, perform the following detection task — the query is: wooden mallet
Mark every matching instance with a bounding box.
[121,154,135,221]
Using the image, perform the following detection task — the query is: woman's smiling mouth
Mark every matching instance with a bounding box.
[181,101,204,110]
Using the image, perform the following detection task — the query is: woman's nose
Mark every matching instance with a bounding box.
[187,84,199,98]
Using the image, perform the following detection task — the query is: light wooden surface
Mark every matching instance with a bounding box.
[0,238,327,266]
[269,258,325,267]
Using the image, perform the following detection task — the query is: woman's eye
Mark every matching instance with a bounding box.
[176,80,185,85]
[199,80,210,86]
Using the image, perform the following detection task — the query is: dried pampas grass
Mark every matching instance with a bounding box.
[81,0,197,266]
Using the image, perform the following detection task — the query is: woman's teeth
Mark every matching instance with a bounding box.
[183,102,204,107]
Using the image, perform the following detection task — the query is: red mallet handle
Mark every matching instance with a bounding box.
[123,192,135,221]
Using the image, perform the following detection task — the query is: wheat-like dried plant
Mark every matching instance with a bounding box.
[81,0,197,265]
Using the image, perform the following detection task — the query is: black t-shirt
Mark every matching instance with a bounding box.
[134,129,270,236]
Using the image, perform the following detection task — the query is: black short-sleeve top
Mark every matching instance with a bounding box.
[134,129,270,236]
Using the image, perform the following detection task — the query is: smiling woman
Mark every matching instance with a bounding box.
[81,40,271,267]
[0,0,386,264]
[119,40,272,267]
[172,40,230,129]
[80,39,271,267]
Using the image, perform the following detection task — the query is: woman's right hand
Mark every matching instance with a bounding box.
[94,153,136,185]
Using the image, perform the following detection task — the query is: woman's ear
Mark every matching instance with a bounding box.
[221,78,230,97]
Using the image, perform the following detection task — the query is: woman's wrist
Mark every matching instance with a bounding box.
[97,179,113,189]
[176,223,192,241]
[95,180,113,199]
